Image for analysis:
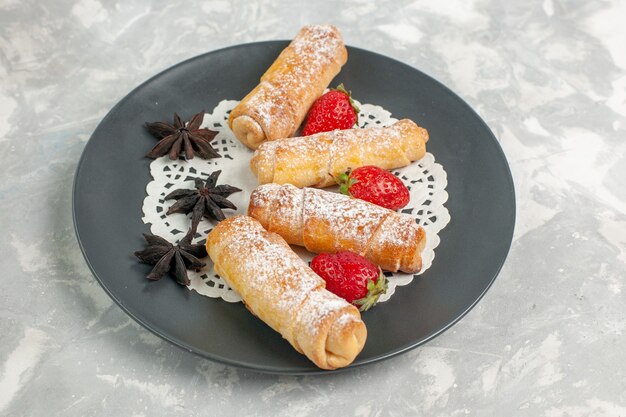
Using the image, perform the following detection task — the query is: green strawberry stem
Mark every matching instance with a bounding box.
[336,168,358,195]
[332,83,360,123]
[353,269,388,312]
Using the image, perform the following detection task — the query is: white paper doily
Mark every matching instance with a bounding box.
[142,99,450,303]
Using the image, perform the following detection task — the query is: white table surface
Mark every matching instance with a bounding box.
[1,0,625,415]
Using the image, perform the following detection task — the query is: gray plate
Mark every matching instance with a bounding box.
[73,41,515,374]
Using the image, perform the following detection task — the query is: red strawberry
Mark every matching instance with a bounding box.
[311,251,387,311]
[301,84,359,136]
[337,166,410,210]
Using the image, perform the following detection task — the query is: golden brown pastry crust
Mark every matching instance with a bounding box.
[248,184,427,273]
[250,119,429,188]
[228,25,348,149]
[206,215,367,370]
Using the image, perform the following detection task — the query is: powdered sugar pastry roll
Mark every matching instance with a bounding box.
[206,215,367,370]
[228,25,347,149]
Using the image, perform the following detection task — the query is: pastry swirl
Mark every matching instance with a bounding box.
[248,184,427,273]
[250,119,429,188]
[206,215,367,370]
[228,25,348,149]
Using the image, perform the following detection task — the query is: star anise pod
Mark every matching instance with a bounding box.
[165,170,241,231]
[134,229,207,286]
[145,111,220,160]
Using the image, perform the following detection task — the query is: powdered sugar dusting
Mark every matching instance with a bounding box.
[303,186,391,251]
[249,182,281,205]
[289,25,345,67]
[283,25,344,75]
[143,99,450,303]
[336,312,358,327]
[239,82,296,139]
[232,24,346,141]
[379,215,416,247]
[217,216,320,300]
[265,24,345,121]
[296,289,354,335]
[252,119,426,187]
[250,184,426,273]
[210,216,357,341]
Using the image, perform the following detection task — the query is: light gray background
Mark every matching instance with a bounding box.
[1,0,625,415]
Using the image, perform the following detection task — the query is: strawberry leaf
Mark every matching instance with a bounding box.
[353,269,388,311]
[331,83,360,123]
[336,168,359,195]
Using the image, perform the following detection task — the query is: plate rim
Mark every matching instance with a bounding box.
[72,40,516,375]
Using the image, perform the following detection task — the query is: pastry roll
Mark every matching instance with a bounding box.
[228,25,348,149]
[206,215,367,370]
[248,184,426,273]
[250,119,429,188]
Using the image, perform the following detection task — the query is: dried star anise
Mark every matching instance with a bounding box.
[165,170,241,231]
[134,229,207,286]
[145,111,220,160]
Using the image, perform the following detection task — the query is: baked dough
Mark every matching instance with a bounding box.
[228,25,347,149]
[206,215,367,370]
[248,184,426,273]
[250,119,429,187]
